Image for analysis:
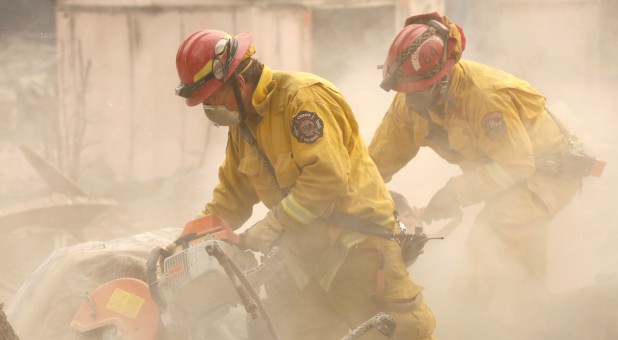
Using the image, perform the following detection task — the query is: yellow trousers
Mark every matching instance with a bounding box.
[466,171,582,288]
[263,236,436,340]
[458,172,582,339]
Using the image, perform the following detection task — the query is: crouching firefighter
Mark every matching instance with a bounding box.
[174,28,437,339]
[369,10,605,339]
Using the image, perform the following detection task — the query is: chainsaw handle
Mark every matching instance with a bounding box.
[178,214,240,246]
[146,246,167,309]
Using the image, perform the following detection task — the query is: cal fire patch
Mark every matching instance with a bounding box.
[292,111,324,144]
[481,111,507,141]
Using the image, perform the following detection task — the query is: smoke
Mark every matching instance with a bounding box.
[328,3,618,340]
[2,1,617,339]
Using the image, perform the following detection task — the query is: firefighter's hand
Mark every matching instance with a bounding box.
[240,210,285,254]
[423,186,462,224]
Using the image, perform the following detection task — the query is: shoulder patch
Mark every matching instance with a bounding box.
[481,111,507,141]
[291,111,324,144]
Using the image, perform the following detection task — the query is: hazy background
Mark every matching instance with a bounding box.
[1,0,617,339]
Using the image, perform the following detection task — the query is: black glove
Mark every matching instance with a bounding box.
[399,233,429,267]
[423,186,462,224]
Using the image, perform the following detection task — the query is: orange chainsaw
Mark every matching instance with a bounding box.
[68,214,397,340]
[70,214,276,340]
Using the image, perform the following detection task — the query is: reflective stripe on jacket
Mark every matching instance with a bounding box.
[205,66,398,288]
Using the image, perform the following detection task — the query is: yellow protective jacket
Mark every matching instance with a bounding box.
[369,60,573,208]
[204,65,398,287]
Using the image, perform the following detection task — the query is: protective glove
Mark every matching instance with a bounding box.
[399,233,429,267]
[390,190,424,230]
[390,191,413,216]
[422,185,462,224]
[240,210,285,254]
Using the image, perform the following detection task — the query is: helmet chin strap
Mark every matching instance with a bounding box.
[435,74,450,107]
[405,74,450,112]
[439,74,449,95]
[231,75,248,122]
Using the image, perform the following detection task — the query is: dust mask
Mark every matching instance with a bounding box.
[405,91,436,112]
[405,76,449,112]
[202,104,241,127]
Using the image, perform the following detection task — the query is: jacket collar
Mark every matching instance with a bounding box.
[252,65,276,116]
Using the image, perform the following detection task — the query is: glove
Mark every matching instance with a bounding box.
[390,191,413,215]
[423,186,462,224]
[240,210,285,254]
[399,234,429,267]
[389,190,422,231]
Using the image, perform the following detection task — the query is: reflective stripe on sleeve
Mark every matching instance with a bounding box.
[280,194,318,225]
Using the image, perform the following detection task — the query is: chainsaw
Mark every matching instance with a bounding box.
[68,215,396,340]
[70,214,275,339]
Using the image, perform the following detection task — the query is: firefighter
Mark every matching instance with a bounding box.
[368,11,596,338]
[174,29,436,340]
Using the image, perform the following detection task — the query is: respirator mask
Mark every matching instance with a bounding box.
[202,104,241,127]
[405,75,449,112]
[405,91,436,112]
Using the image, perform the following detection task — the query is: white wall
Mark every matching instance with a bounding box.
[55,4,310,181]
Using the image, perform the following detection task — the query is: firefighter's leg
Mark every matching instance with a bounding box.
[261,263,349,340]
[466,172,581,295]
[461,174,581,339]
[329,236,436,340]
[465,190,552,298]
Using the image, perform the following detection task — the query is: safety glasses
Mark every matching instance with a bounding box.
[212,37,237,81]
[175,37,239,99]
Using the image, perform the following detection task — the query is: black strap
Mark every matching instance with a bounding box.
[545,108,582,151]
[232,82,394,238]
[329,212,397,240]
[237,122,289,199]
[231,74,288,199]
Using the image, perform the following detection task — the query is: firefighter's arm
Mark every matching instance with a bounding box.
[203,131,260,229]
[242,90,352,252]
[368,93,422,183]
[257,86,373,233]
[274,97,351,228]
[425,93,536,222]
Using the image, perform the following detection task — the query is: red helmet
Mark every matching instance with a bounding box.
[380,20,454,93]
[176,29,254,106]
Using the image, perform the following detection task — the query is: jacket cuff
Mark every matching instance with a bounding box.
[271,202,305,231]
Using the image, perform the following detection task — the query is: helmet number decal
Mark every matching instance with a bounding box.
[411,36,443,72]
[291,111,324,144]
[481,111,507,141]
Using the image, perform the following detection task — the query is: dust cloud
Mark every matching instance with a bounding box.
[1,1,617,340]
[329,4,618,340]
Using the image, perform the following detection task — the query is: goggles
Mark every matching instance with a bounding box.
[175,37,239,99]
